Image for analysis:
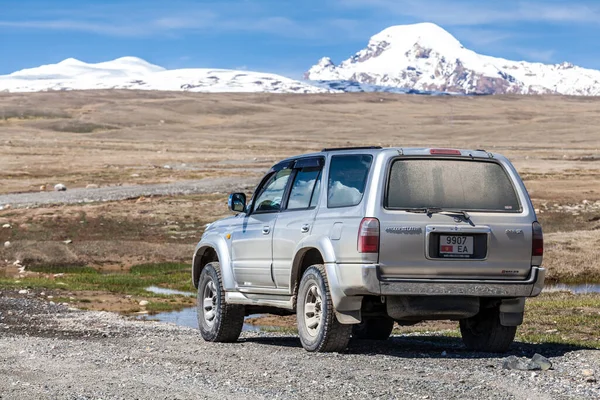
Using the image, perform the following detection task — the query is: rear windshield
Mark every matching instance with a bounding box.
[386,159,521,212]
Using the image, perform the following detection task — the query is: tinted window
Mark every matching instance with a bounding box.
[327,155,373,208]
[253,169,292,212]
[287,169,321,210]
[386,159,521,212]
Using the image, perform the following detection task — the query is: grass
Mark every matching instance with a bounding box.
[48,121,118,133]
[130,263,190,275]
[517,291,600,348]
[0,263,194,296]
[0,108,71,120]
[26,265,98,274]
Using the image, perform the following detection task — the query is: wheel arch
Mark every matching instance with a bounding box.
[289,236,336,303]
[192,236,235,289]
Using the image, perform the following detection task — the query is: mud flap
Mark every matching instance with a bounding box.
[325,263,363,324]
[499,297,526,326]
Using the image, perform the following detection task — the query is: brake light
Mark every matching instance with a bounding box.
[358,218,379,253]
[532,221,543,259]
[430,148,461,155]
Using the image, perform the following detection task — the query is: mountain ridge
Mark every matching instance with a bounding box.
[305,22,600,95]
[0,57,329,94]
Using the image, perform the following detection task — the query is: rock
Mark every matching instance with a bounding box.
[163,165,172,170]
[2,204,10,210]
[583,370,597,382]
[18,289,28,294]
[139,300,149,306]
[130,173,140,178]
[39,185,46,191]
[502,355,541,371]
[63,239,73,244]
[3,241,10,248]
[54,183,67,191]
[2,223,10,228]
[532,353,552,371]
[503,354,552,371]
[86,184,99,189]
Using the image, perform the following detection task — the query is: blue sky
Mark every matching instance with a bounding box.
[1,0,600,78]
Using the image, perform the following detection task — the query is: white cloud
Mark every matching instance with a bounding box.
[0,4,360,41]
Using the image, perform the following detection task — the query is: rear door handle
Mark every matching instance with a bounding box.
[301,224,310,233]
[262,226,271,235]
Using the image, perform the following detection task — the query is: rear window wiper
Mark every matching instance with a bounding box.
[404,207,471,220]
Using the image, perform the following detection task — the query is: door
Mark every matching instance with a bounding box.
[231,168,292,288]
[272,160,323,290]
[377,157,533,280]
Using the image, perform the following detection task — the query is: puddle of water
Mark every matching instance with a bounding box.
[145,286,194,297]
[544,283,600,294]
[139,306,268,332]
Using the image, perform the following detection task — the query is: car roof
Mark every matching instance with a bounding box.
[274,147,499,166]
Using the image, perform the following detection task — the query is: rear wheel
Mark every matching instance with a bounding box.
[460,306,516,353]
[352,317,395,340]
[197,262,244,343]
[297,265,351,352]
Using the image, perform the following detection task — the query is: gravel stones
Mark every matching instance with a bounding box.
[0,292,598,399]
[0,177,256,209]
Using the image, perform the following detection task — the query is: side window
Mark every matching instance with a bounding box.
[327,154,373,208]
[287,168,321,210]
[253,169,292,213]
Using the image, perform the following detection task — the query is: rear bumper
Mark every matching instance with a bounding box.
[328,264,546,298]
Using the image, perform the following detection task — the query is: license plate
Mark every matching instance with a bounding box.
[439,235,473,257]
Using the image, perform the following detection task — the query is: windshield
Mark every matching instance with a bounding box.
[386,159,521,212]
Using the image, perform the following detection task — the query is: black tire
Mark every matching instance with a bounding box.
[297,265,351,352]
[460,306,517,353]
[352,317,395,340]
[197,262,244,343]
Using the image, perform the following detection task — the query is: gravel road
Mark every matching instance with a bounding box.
[0,177,257,208]
[1,290,598,400]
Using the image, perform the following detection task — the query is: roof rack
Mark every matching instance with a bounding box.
[321,146,383,152]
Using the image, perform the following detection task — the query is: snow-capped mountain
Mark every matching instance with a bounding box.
[0,57,329,94]
[306,22,600,95]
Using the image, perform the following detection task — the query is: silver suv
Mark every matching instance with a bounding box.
[192,147,545,353]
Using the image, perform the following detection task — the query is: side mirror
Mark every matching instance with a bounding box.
[228,193,247,213]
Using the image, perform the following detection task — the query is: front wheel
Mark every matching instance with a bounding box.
[197,262,244,343]
[460,306,517,353]
[296,265,351,352]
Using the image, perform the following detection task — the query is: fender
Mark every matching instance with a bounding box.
[192,233,236,290]
[290,235,362,324]
[289,234,337,289]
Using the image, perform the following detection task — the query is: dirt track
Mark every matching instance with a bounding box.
[0,291,598,400]
[0,176,255,208]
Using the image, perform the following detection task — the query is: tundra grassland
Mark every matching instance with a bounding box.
[0,91,599,344]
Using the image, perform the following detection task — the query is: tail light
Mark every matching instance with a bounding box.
[532,221,543,265]
[358,218,379,253]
